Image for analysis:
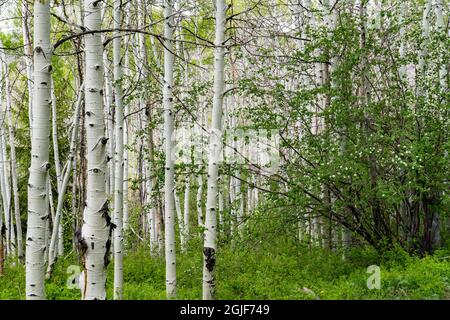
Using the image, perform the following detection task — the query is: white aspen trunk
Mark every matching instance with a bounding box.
[104,53,115,197]
[398,2,407,81]
[122,1,131,234]
[81,0,111,300]
[418,0,432,78]
[136,0,156,250]
[435,0,447,90]
[47,178,55,264]
[203,0,226,301]
[25,0,52,300]
[229,171,235,235]
[0,180,3,274]
[174,189,185,248]
[113,0,125,300]
[218,187,223,230]
[163,0,177,299]
[47,84,84,276]
[2,56,23,260]
[50,78,64,257]
[51,78,62,193]
[0,99,13,254]
[123,104,129,233]
[197,173,204,227]
[0,122,11,255]
[183,175,190,251]
[21,0,34,135]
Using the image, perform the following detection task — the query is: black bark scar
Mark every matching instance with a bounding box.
[203,247,216,272]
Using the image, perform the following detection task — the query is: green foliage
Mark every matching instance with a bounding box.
[1,232,449,300]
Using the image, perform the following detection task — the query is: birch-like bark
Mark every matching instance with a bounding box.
[21,0,34,134]
[25,0,52,300]
[46,84,84,277]
[104,54,114,197]
[122,0,131,234]
[0,108,11,255]
[197,174,204,228]
[0,199,3,274]
[113,0,125,300]
[80,0,111,300]
[174,188,185,247]
[183,175,190,251]
[203,0,226,300]
[2,55,23,260]
[163,0,177,299]
[50,78,64,257]
[435,0,447,90]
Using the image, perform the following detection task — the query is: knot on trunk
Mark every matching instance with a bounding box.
[203,247,216,272]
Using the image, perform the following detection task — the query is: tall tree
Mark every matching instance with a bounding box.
[163,0,177,299]
[80,0,112,300]
[25,0,52,300]
[113,0,125,300]
[202,0,226,300]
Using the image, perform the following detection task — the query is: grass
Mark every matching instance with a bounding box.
[1,234,450,300]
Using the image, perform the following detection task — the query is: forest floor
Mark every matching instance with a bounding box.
[1,233,450,300]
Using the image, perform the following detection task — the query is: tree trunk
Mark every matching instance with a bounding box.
[202,0,226,300]
[2,56,24,261]
[113,0,125,300]
[80,0,111,300]
[163,0,177,299]
[46,84,84,277]
[25,0,52,300]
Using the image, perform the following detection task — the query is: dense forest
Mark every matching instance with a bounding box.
[0,0,448,300]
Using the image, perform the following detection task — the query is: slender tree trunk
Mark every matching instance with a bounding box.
[2,57,23,261]
[50,78,64,257]
[163,0,177,299]
[25,0,52,300]
[104,53,115,197]
[174,188,185,248]
[197,173,204,228]
[183,175,190,251]
[80,0,111,300]
[46,84,84,277]
[21,0,34,134]
[202,0,226,300]
[0,107,11,257]
[113,0,125,300]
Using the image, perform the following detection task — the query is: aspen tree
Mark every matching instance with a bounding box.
[25,0,52,300]
[163,0,177,299]
[1,55,23,260]
[47,84,84,277]
[21,0,34,133]
[80,0,112,300]
[113,0,125,300]
[203,0,227,300]
[50,78,64,257]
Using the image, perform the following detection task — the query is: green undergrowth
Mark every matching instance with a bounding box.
[1,235,450,300]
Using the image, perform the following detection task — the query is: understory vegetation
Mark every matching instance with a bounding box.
[2,220,450,300]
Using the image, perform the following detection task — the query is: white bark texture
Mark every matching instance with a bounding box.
[50,78,64,257]
[113,0,125,300]
[2,56,24,260]
[183,175,190,251]
[21,0,34,134]
[163,0,177,299]
[80,0,111,300]
[46,84,84,276]
[25,0,52,300]
[203,0,226,301]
